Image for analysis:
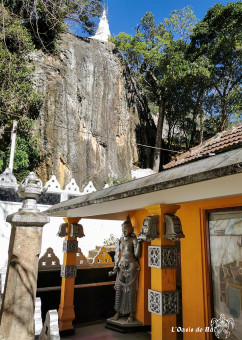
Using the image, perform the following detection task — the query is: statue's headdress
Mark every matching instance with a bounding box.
[122,215,135,235]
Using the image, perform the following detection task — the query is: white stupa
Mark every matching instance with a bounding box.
[91,9,111,42]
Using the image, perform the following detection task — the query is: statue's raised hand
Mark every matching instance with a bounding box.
[108,266,118,276]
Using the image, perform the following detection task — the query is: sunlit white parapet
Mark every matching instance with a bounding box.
[62,178,81,201]
[91,9,111,42]
[64,178,80,194]
[81,181,97,195]
[43,175,62,193]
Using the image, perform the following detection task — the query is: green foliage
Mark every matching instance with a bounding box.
[3,0,104,52]
[164,6,197,41]
[0,1,104,180]
[0,151,4,170]
[77,0,104,33]
[112,12,171,76]
[105,176,133,187]
[0,8,43,118]
[0,135,41,182]
[0,47,42,118]
[112,3,242,169]
[190,1,242,130]
[112,8,204,169]
[0,5,43,181]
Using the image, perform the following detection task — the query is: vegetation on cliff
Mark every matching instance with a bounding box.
[3,0,103,51]
[0,0,104,180]
[0,6,42,180]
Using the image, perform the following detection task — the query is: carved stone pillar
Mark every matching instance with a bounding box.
[145,204,180,340]
[0,173,49,340]
[57,218,84,334]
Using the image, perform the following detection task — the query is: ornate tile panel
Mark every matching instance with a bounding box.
[148,289,179,316]
[60,265,77,278]
[161,291,179,315]
[160,246,177,268]
[148,289,162,315]
[148,246,177,268]
[63,240,78,253]
[148,246,161,268]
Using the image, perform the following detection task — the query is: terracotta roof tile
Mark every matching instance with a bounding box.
[163,123,242,169]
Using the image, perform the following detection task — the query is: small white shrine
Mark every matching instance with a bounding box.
[91,9,111,42]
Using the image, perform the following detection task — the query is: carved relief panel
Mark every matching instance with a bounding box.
[148,246,177,268]
[148,289,179,316]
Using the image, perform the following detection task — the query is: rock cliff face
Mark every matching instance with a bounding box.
[31,33,155,190]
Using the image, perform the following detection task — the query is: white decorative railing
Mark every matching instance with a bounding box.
[0,168,98,203]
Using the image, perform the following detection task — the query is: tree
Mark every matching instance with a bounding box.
[112,12,172,171]
[113,4,241,171]
[164,5,197,41]
[112,8,202,171]
[0,7,41,117]
[3,0,104,51]
[190,2,242,131]
[0,6,42,179]
[160,41,211,147]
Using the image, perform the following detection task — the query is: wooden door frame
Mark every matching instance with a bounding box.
[203,206,242,338]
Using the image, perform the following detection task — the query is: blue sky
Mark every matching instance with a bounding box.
[70,1,237,37]
[106,0,236,36]
[71,0,234,38]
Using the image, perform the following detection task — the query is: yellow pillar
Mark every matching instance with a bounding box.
[130,210,151,326]
[58,217,80,334]
[145,204,180,340]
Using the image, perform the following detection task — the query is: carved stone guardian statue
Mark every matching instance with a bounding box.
[108,216,143,324]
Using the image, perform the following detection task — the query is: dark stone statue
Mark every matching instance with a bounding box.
[108,216,143,323]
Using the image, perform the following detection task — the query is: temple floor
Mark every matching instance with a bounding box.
[60,322,151,339]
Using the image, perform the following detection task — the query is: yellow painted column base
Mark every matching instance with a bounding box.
[58,218,80,332]
[58,305,75,331]
[152,314,177,340]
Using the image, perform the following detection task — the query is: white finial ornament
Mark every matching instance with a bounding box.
[91,8,111,42]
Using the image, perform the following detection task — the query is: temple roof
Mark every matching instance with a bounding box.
[164,123,242,169]
[45,148,242,219]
